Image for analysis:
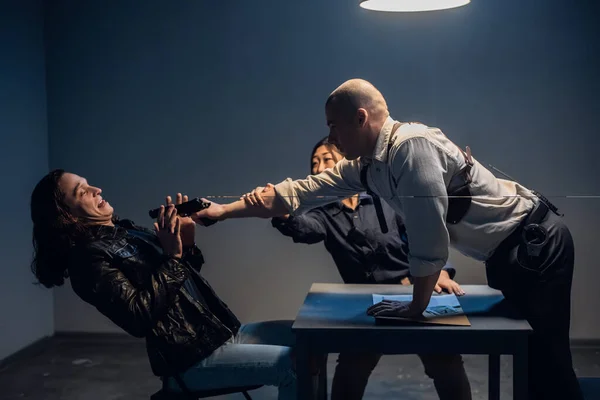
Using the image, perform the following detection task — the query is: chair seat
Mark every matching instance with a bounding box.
[579,377,600,400]
[151,385,263,400]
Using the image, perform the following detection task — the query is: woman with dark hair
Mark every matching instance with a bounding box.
[30,169,117,287]
[243,137,472,400]
[29,169,298,399]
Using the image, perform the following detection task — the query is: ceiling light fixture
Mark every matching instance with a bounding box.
[359,0,470,12]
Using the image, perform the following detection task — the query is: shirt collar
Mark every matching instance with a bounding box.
[332,192,373,212]
[358,192,373,203]
[370,116,397,163]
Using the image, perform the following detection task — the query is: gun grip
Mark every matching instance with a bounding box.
[200,218,218,227]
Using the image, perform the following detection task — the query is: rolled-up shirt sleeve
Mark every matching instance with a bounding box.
[274,158,364,215]
[391,137,451,277]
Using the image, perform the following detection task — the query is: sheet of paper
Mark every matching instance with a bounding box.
[372,293,463,318]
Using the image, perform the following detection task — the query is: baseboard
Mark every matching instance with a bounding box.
[571,339,600,349]
[0,335,53,369]
[52,332,600,347]
[54,331,141,344]
[1,333,598,369]
[54,331,132,339]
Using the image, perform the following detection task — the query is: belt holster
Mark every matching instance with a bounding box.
[486,192,561,286]
[517,192,561,262]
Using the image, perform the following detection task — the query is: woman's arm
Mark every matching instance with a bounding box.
[271,211,328,244]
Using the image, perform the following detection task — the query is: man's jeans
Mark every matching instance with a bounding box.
[168,320,296,400]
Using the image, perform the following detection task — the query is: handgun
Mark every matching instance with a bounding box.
[148,198,218,226]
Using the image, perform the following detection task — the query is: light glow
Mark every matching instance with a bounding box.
[359,0,470,12]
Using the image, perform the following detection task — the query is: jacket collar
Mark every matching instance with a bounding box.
[90,218,146,241]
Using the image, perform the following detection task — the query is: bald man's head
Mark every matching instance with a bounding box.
[325,79,389,160]
[326,79,389,121]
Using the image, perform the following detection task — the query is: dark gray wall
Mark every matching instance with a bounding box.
[0,0,53,360]
[45,1,600,339]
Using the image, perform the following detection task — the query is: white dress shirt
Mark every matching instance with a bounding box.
[274,117,536,277]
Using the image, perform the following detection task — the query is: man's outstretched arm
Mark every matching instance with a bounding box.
[191,158,364,224]
[191,185,289,223]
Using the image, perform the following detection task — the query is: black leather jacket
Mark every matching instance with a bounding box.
[67,219,241,377]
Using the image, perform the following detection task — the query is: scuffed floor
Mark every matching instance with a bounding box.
[1,334,599,399]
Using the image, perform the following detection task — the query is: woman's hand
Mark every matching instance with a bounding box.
[434,270,465,296]
[153,204,183,259]
[166,193,195,248]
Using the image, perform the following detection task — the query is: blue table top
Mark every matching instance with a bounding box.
[293,284,532,333]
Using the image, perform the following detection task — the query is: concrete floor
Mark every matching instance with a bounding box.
[1,334,599,400]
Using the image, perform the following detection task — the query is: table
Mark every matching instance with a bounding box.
[292,284,532,400]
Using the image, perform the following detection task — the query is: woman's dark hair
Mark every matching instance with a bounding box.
[310,136,343,174]
[30,169,91,288]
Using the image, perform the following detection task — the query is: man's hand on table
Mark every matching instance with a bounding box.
[366,300,423,318]
[367,271,445,319]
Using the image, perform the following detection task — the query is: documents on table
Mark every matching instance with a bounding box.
[371,293,471,326]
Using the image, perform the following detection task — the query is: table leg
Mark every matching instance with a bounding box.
[296,335,314,399]
[513,339,528,400]
[488,354,500,400]
[317,354,328,400]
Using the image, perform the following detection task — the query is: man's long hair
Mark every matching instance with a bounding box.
[30,169,92,288]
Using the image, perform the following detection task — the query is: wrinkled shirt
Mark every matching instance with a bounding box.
[274,117,535,277]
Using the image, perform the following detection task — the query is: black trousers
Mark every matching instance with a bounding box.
[485,211,583,400]
[331,352,472,400]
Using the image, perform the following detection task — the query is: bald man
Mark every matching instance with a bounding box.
[191,79,582,400]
